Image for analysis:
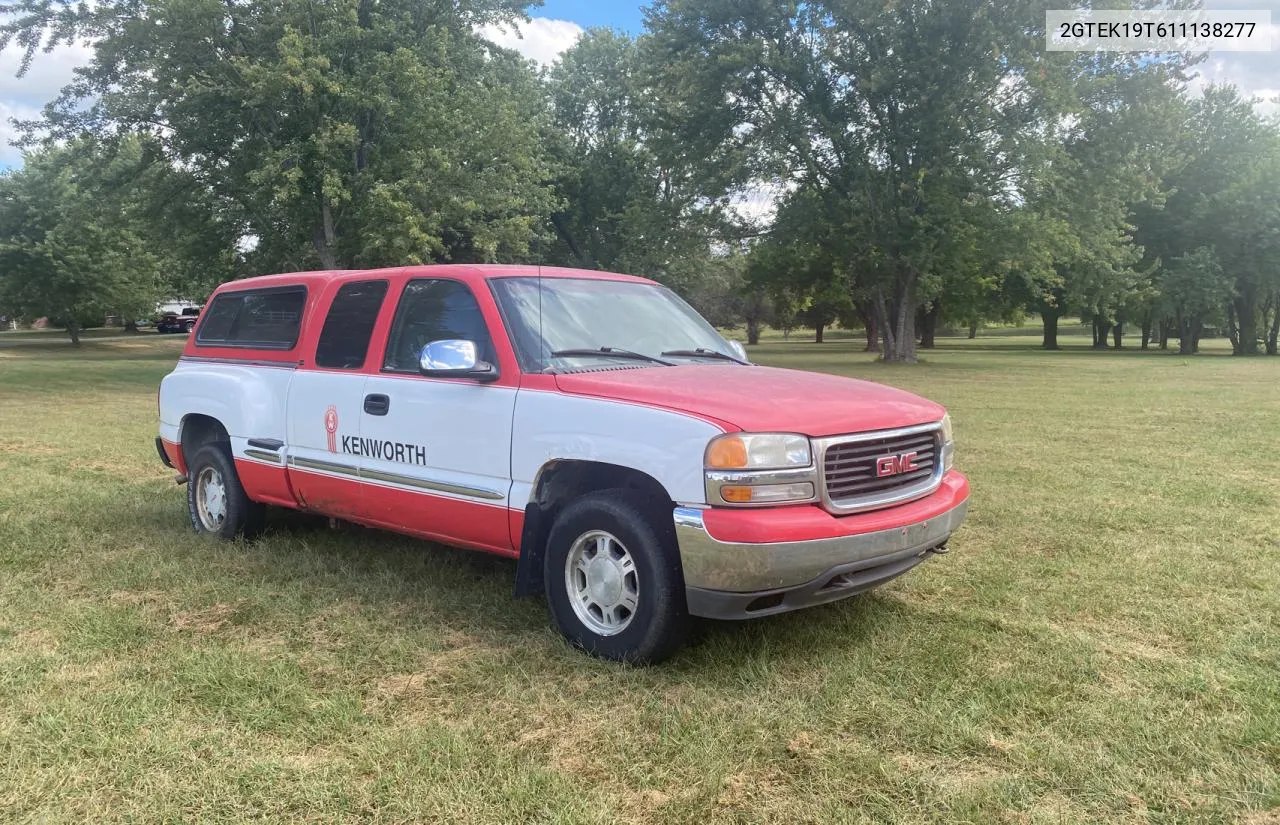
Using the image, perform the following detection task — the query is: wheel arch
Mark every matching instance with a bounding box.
[179,413,231,468]
[514,459,676,598]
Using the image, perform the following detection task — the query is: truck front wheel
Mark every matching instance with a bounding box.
[544,491,688,664]
[186,445,265,540]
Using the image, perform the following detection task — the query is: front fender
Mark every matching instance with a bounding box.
[510,389,724,508]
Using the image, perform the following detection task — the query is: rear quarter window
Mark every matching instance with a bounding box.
[195,286,307,349]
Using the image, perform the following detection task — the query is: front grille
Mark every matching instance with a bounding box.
[820,426,942,512]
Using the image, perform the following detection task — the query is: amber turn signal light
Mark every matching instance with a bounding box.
[706,435,749,469]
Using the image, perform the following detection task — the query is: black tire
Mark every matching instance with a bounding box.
[185,444,266,540]
[543,490,688,664]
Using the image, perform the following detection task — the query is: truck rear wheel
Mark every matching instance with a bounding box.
[186,445,265,540]
[543,490,688,664]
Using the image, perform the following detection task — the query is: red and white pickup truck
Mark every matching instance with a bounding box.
[157,265,969,662]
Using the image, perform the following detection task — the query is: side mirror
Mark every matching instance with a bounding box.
[728,340,749,361]
[419,340,498,382]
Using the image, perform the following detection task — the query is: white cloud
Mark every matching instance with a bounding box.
[479,17,584,67]
[0,41,93,101]
[0,100,40,167]
[1,41,94,167]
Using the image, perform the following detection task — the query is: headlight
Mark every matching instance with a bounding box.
[940,413,955,471]
[705,433,816,506]
[705,433,812,470]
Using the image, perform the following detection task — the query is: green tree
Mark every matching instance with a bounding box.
[1135,86,1280,356]
[3,0,554,273]
[544,28,724,291]
[1158,247,1231,355]
[0,141,166,344]
[644,0,1073,362]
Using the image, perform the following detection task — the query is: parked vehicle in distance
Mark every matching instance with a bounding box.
[156,265,969,663]
[156,307,201,334]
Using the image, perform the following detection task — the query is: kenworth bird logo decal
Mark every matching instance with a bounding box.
[324,405,339,453]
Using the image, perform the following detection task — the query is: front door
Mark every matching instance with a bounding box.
[357,278,517,553]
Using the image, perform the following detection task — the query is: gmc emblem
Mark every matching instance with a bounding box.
[875,451,919,478]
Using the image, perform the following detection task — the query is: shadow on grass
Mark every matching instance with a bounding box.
[142,502,917,675]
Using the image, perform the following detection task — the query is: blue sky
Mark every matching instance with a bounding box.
[537,0,647,33]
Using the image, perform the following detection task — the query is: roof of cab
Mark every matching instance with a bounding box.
[210,264,659,294]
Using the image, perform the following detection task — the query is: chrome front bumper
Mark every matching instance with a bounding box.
[673,499,968,620]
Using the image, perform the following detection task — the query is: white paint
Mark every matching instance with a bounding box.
[359,375,518,513]
[510,388,723,507]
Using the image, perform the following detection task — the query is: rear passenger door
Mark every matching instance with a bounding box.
[284,280,389,517]
[356,278,517,553]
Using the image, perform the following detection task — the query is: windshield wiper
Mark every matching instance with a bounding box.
[660,347,749,365]
[550,347,675,366]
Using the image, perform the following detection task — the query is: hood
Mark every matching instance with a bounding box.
[553,364,944,436]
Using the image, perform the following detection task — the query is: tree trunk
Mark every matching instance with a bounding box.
[1234,290,1260,356]
[746,318,761,346]
[876,274,919,363]
[124,320,140,334]
[1092,316,1110,349]
[1042,308,1060,350]
[1140,314,1151,350]
[1178,316,1195,355]
[66,321,81,347]
[858,301,878,352]
[968,320,978,339]
[312,193,338,270]
[1267,299,1280,356]
[1227,302,1240,353]
[1158,319,1169,349]
[919,301,939,349]
[814,322,825,344]
[1111,322,1123,350]
[1192,320,1203,354]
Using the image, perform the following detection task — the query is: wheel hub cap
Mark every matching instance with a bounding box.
[566,530,639,636]
[196,467,227,530]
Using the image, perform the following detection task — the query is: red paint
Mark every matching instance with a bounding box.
[357,478,516,556]
[508,507,526,554]
[160,438,187,475]
[282,468,515,556]
[701,471,969,544]
[186,264,648,382]
[233,458,297,507]
[287,468,364,519]
[555,364,946,437]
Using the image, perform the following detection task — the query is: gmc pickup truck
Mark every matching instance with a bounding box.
[157,265,969,663]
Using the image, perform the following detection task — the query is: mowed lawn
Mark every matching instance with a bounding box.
[0,332,1276,824]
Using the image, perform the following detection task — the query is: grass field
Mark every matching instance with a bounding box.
[0,331,1276,824]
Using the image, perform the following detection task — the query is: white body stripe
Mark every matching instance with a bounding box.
[161,361,722,524]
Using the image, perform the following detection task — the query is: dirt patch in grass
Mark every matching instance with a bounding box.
[169,602,240,633]
[0,441,63,455]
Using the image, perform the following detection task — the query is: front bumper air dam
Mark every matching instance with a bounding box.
[674,496,968,620]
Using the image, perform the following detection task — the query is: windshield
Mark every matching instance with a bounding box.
[491,277,733,372]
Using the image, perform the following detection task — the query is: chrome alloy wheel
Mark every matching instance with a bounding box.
[194,466,228,531]
[565,530,639,636]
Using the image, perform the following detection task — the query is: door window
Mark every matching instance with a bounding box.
[314,280,389,369]
[382,279,495,372]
